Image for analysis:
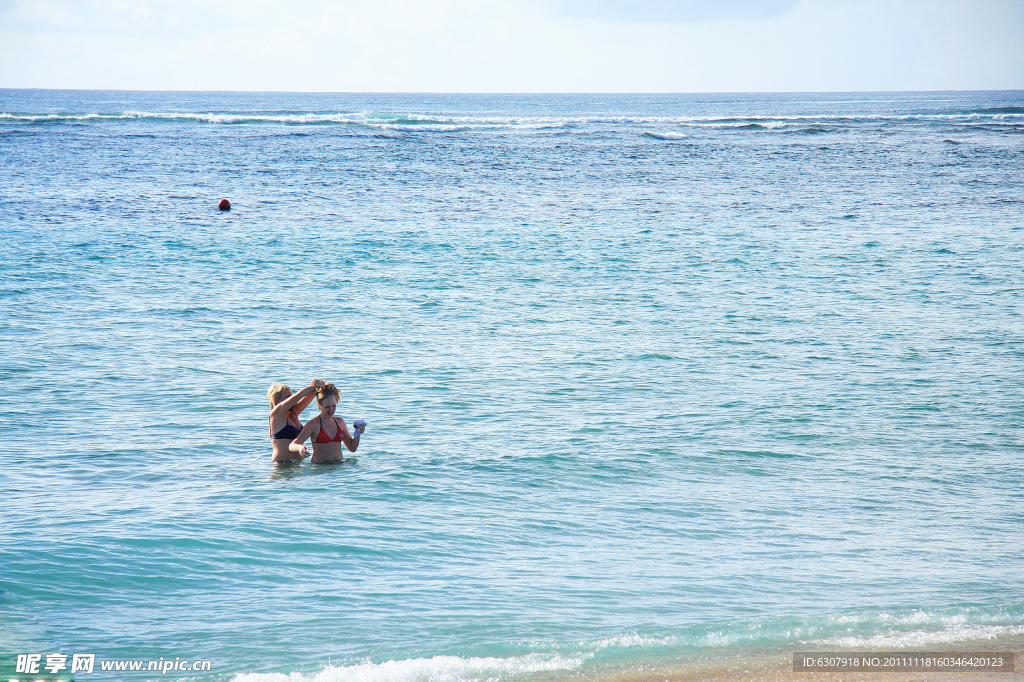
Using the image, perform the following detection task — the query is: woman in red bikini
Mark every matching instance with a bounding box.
[289,383,366,464]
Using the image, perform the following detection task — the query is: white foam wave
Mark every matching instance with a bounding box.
[678,120,804,130]
[2,110,1021,130]
[231,653,587,682]
[403,113,689,126]
[0,110,405,126]
[756,120,798,129]
[378,124,469,133]
[0,112,124,123]
[819,624,1024,649]
[590,633,676,648]
[120,110,399,125]
[674,607,1024,650]
[644,131,688,140]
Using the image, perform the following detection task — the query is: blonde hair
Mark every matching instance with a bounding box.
[316,385,340,405]
[267,383,291,407]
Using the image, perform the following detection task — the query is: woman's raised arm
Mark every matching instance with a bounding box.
[290,379,324,416]
[271,380,323,419]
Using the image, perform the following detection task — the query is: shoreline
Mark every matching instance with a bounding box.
[544,636,1024,682]
[228,635,1024,682]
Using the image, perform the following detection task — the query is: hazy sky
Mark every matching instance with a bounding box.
[2,0,1022,92]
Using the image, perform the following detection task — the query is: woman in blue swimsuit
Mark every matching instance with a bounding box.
[268,379,325,462]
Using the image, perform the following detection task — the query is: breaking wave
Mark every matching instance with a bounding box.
[643,131,688,140]
[2,111,1021,133]
[229,605,1024,682]
[231,653,587,682]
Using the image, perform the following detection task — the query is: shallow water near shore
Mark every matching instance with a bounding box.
[1,90,1023,681]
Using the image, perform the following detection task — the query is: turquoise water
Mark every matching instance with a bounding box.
[1,90,1023,681]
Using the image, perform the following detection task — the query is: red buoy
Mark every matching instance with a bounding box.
[218,198,231,211]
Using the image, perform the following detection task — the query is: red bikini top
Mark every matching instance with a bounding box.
[315,416,344,443]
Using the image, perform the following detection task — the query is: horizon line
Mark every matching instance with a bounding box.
[3,87,1023,96]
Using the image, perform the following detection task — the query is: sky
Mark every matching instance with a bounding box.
[1,0,1022,92]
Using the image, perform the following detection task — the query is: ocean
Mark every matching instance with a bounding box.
[1,89,1022,681]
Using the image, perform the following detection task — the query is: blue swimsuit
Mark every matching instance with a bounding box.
[271,415,301,441]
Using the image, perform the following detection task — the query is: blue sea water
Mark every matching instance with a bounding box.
[1,90,1023,682]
